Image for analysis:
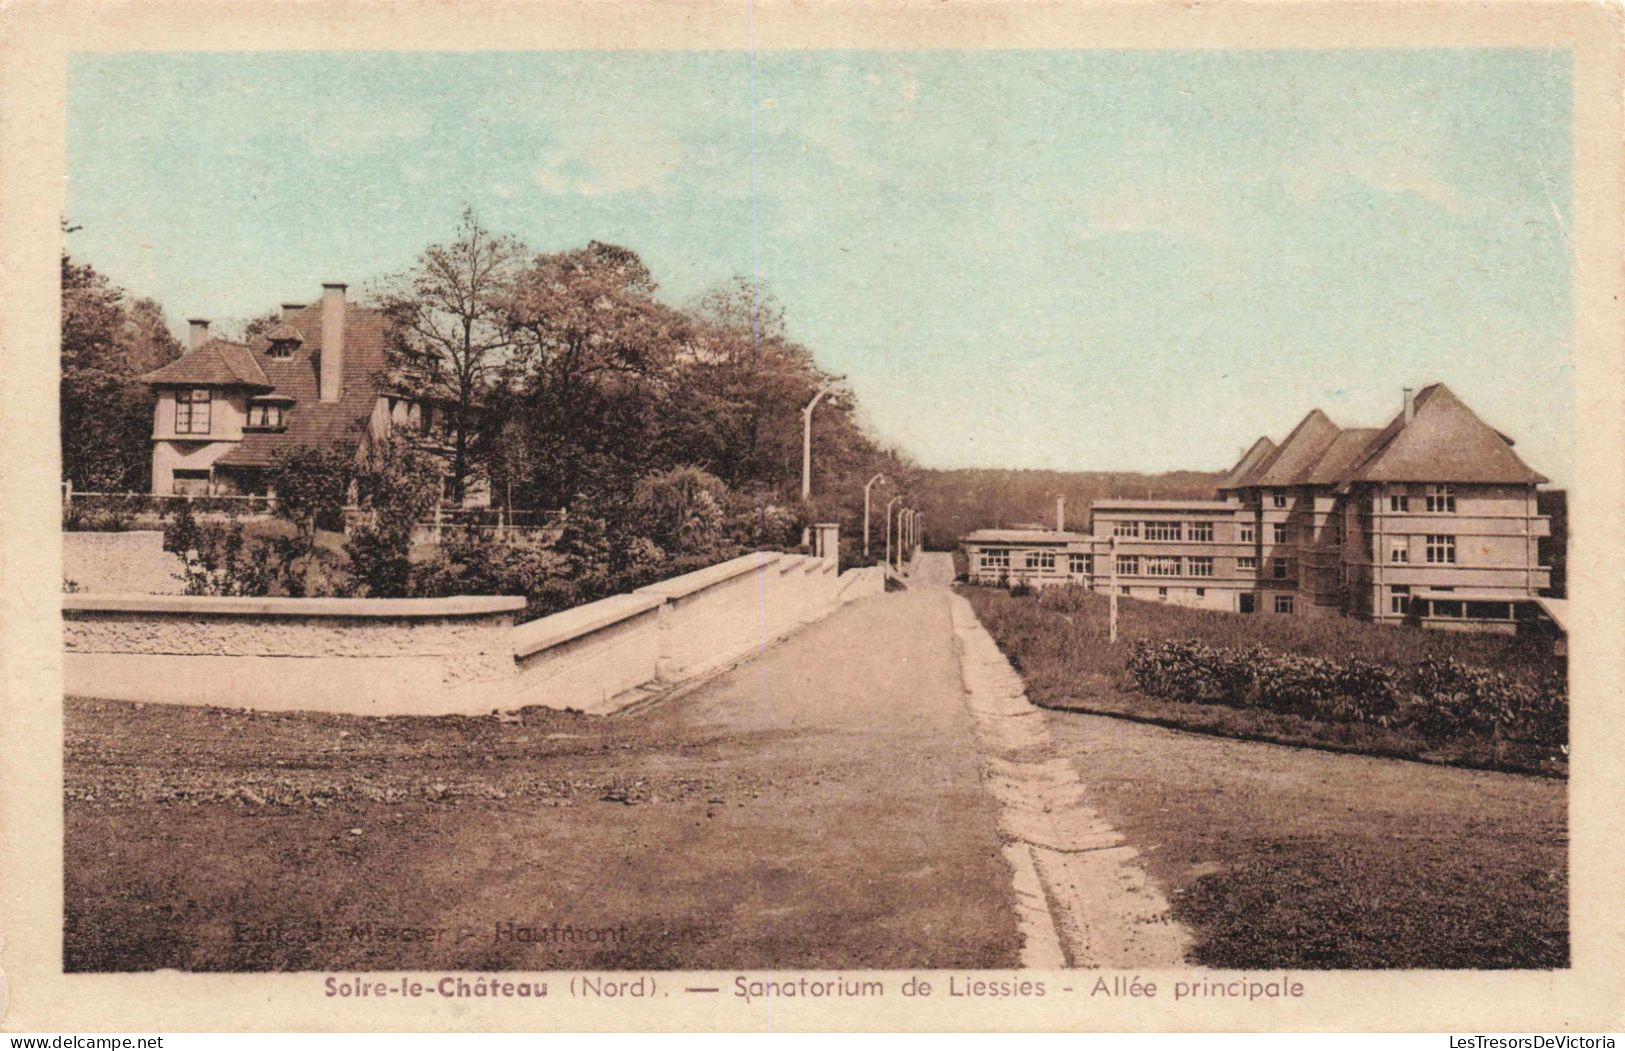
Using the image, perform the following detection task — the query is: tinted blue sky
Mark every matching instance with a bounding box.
[67,49,1573,483]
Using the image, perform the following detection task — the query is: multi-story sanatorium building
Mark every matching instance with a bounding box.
[961,385,1562,634]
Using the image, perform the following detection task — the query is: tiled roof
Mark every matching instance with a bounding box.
[1220,436,1276,489]
[1304,427,1380,485]
[210,301,395,469]
[1245,408,1342,488]
[1341,384,1547,485]
[141,339,271,389]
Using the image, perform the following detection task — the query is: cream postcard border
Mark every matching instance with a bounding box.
[1,0,1621,1033]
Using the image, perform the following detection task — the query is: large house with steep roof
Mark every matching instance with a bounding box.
[961,385,1558,633]
[142,283,486,505]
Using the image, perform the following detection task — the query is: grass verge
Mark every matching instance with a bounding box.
[961,585,1566,777]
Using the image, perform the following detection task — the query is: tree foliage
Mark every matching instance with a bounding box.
[373,207,526,501]
[60,253,181,490]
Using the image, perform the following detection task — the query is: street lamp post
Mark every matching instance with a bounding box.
[801,381,840,502]
[885,495,902,569]
[863,473,885,557]
[899,508,913,571]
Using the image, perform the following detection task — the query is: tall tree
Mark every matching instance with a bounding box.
[60,253,181,490]
[373,207,526,502]
[498,241,689,507]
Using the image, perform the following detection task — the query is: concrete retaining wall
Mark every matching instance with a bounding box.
[63,595,526,715]
[62,531,183,595]
[63,547,869,717]
[513,551,852,714]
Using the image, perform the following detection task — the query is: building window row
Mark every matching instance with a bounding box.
[1425,534,1457,564]
[1382,485,1457,514]
[1109,520,1220,542]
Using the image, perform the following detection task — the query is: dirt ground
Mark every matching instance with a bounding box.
[64,588,1021,972]
[1041,710,1568,969]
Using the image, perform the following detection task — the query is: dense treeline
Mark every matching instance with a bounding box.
[907,467,1228,548]
[60,253,182,491]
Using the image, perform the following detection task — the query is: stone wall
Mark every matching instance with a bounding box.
[63,539,879,718]
[63,595,525,715]
[513,551,852,714]
[62,531,183,595]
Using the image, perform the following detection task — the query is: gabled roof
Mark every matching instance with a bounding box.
[1304,427,1380,485]
[1220,436,1277,489]
[1342,384,1548,486]
[207,300,394,469]
[1245,408,1342,488]
[141,339,271,390]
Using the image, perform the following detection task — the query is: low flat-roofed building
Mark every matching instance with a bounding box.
[961,528,1093,588]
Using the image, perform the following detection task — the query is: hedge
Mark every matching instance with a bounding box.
[1125,639,1566,748]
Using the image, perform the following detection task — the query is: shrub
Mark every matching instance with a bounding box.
[1125,638,1564,747]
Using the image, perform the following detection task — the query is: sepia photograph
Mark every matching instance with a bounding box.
[4,0,1624,1036]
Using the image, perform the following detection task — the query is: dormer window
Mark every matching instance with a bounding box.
[263,324,304,359]
[246,401,286,430]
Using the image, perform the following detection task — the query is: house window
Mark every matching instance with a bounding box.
[1426,485,1457,513]
[1425,535,1456,564]
[1157,587,1168,599]
[1145,521,1182,541]
[1188,522,1214,542]
[1272,557,1289,579]
[1112,521,1140,538]
[1115,555,1140,576]
[1187,556,1214,578]
[1389,540,1409,563]
[1272,493,1288,509]
[1389,493,1409,513]
[174,389,212,435]
[1239,524,1256,543]
[1390,585,1411,615]
[1237,556,1257,571]
[1067,554,1089,576]
[981,550,1010,571]
[1274,594,1295,614]
[1273,523,1289,544]
[267,340,296,359]
[1145,555,1181,577]
[246,403,284,429]
[1119,586,1130,595]
[1025,551,1056,571]
[171,468,211,495]
[1195,587,1206,598]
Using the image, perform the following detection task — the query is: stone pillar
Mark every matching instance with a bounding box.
[813,522,840,567]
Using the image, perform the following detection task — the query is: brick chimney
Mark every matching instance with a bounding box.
[187,318,209,349]
[1056,495,1066,532]
[281,302,305,323]
[319,283,346,403]
[1403,386,1416,425]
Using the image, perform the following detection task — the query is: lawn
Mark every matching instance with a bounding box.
[1043,710,1568,969]
[962,584,1566,776]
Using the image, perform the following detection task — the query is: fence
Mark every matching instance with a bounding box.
[62,487,277,529]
